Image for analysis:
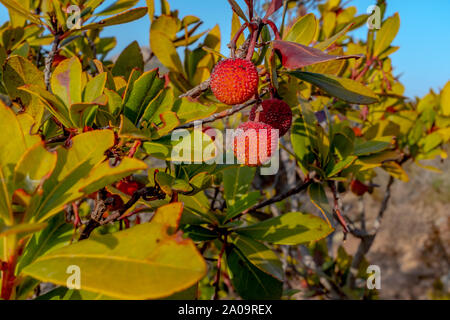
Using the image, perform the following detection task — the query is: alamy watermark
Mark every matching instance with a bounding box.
[367,5,381,30]
[66,265,81,290]
[367,265,381,290]
[170,121,280,176]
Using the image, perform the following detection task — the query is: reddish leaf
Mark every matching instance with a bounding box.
[264,0,283,19]
[273,40,363,70]
[227,0,249,22]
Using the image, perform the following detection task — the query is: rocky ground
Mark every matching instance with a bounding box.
[341,155,450,299]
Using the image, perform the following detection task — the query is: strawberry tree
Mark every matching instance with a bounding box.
[0,0,448,300]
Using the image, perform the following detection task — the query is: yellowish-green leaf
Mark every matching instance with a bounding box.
[0,0,42,25]
[26,130,116,222]
[308,183,333,227]
[150,30,183,73]
[290,71,379,105]
[78,157,148,195]
[51,57,83,107]
[236,211,333,245]
[284,13,316,46]
[77,7,148,32]
[382,161,409,182]
[0,222,47,238]
[373,13,400,57]
[14,142,57,195]
[22,220,207,300]
[151,202,184,230]
[441,81,450,116]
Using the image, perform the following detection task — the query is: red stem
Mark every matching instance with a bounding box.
[262,19,281,40]
[229,22,249,59]
[213,235,227,300]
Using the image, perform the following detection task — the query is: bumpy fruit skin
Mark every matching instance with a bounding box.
[259,99,293,136]
[233,121,278,166]
[210,58,259,105]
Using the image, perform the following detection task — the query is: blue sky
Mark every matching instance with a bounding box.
[1,0,449,98]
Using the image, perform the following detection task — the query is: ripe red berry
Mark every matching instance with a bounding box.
[350,179,370,196]
[116,180,143,196]
[210,58,259,105]
[259,99,293,137]
[233,121,278,166]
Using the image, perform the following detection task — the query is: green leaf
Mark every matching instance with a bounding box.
[172,98,217,126]
[226,244,282,300]
[315,23,353,51]
[290,71,379,105]
[236,211,334,245]
[233,235,284,281]
[354,138,392,156]
[112,41,144,80]
[373,13,400,57]
[78,7,148,31]
[123,69,165,124]
[23,219,206,299]
[326,156,357,177]
[284,13,316,46]
[83,73,107,103]
[0,222,47,238]
[95,0,140,16]
[441,81,450,116]
[142,130,216,162]
[17,214,73,274]
[51,57,83,107]
[291,116,314,173]
[155,172,193,196]
[223,166,256,209]
[225,191,260,221]
[308,183,333,227]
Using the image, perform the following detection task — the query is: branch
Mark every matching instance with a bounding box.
[44,34,61,91]
[346,176,395,289]
[175,99,257,129]
[246,178,313,213]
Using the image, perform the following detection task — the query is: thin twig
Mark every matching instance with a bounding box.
[44,35,61,91]
[245,178,313,214]
[213,235,227,300]
[346,176,395,289]
[175,99,257,129]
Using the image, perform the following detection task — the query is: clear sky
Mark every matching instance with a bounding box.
[1,0,449,98]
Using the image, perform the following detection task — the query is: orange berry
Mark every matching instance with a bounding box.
[233,121,278,166]
[210,58,259,105]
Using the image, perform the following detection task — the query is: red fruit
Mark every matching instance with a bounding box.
[350,179,370,196]
[352,127,363,137]
[259,99,293,137]
[210,58,259,105]
[233,121,278,166]
[116,180,143,196]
